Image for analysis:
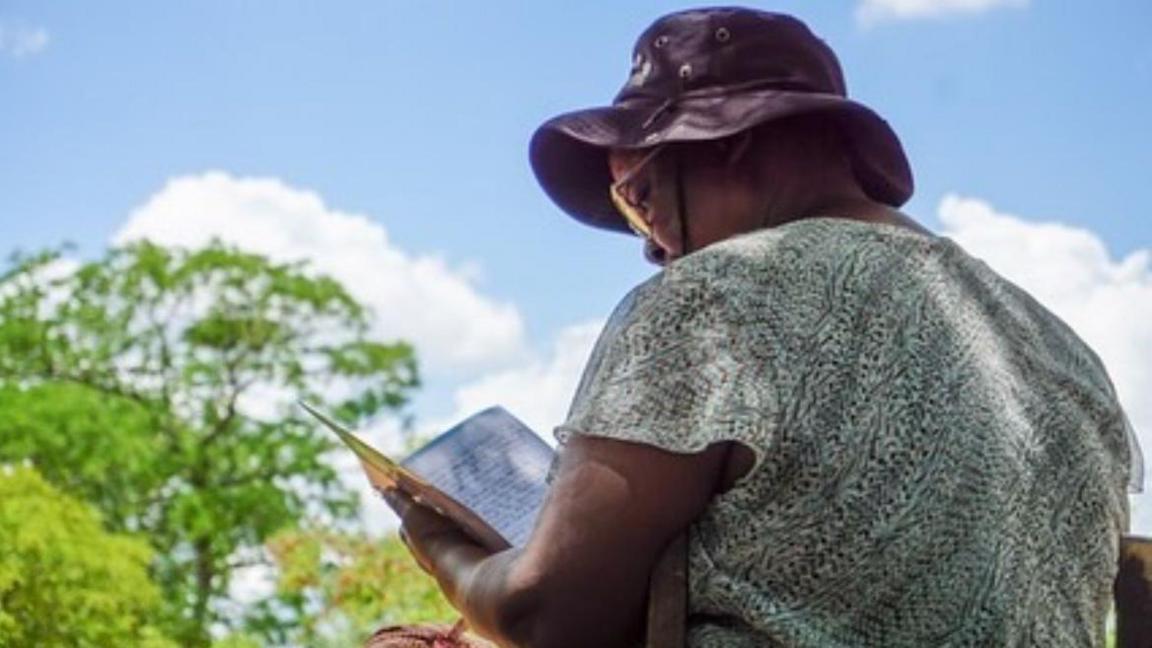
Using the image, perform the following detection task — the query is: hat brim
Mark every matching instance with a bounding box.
[529,90,914,234]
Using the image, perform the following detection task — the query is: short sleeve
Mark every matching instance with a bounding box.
[1123,412,1145,493]
[555,252,782,469]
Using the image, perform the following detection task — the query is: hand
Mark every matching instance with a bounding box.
[382,487,481,576]
[382,488,507,642]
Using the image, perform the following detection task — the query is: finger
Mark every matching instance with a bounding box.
[380,485,405,507]
[396,525,437,574]
[381,486,415,519]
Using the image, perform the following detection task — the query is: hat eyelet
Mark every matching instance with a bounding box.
[715,27,731,42]
[654,35,669,48]
[678,63,692,80]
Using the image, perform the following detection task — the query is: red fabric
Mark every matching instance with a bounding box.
[364,620,484,648]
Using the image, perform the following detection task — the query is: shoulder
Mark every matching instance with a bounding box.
[599,218,945,351]
[671,217,935,280]
[643,218,938,314]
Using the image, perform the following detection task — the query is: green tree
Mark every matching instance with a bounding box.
[0,242,419,645]
[0,465,176,647]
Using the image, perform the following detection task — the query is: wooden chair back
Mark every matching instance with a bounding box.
[645,533,689,648]
[1116,534,1152,648]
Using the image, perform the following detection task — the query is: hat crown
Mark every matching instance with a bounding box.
[616,8,846,105]
[528,7,913,235]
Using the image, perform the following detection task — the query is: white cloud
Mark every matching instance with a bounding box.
[435,319,603,441]
[114,171,527,376]
[856,0,1027,25]
[0,21,49,59]
[938,194,1151,534]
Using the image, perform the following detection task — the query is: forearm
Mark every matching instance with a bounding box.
[394,436,719,646]
[387,489,548,644]
[423,532,536,644]
[425,533,639,647]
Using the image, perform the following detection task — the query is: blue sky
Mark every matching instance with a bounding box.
[3,1,1151,531]
[5,2,1151,310]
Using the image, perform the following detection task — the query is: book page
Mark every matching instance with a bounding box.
[301,401,510,550]
[302,402,553,550]
[402,407,553,548]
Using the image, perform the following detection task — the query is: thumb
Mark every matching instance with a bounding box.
[381,486,416,519]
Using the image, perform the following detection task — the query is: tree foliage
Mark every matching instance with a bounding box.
[253,528,456,645]
[0,241,420,645]
[0,465,176,647]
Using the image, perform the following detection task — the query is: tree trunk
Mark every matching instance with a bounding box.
[191,535,215,647]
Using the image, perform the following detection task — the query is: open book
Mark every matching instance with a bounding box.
[301,402,554,551]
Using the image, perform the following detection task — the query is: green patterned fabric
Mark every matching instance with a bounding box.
[557,218,1136,647]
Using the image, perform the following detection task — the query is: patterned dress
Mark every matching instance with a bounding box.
[556,218,1136,647]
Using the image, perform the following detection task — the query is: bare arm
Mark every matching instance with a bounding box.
[390,435,730,647]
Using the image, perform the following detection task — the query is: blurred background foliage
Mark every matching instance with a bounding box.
[0,241,451,646]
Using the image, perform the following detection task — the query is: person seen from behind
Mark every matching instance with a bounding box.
[382,8,1144,647]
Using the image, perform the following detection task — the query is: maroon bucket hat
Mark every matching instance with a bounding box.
[529,7,914,235]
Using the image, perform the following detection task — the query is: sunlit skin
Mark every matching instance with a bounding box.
[386,117,927,648]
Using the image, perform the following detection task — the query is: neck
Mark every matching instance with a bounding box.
[752,138,874,227]
[761,181,873,228]
[800,194,929,235]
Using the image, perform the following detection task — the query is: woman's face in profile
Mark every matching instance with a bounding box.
[608,142,767,265]
[608,147,686,264]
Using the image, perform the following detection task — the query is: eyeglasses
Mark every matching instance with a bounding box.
[608,145,666,239]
